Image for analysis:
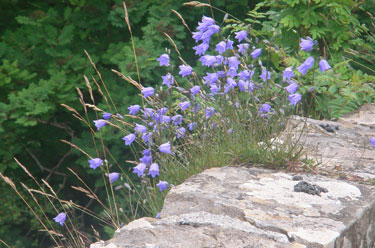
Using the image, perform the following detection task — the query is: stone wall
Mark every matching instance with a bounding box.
[91,104,375,248]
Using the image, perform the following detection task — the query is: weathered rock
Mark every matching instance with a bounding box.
[293,181,328,196]
[91,104,375,248]
[338,103,375,127]
[91,167,375,248]
[283,104,375,181]
[292,175,303,181]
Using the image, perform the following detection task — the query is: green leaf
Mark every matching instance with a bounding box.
[280,15,299,29]
[328,98,358,118]
[328,85,338,95]
[341,87,358,101]
[15,16,41,27]
[44,24,58,45]
[57,24,74,45]
[64,7,72,20]
[284,0,302,7]
[310,27,326,39]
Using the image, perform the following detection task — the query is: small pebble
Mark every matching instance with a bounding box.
[292,175,303,181]
[294,181,328,196]
[319,123,335,133]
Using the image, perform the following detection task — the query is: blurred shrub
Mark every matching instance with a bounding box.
[225,0,375,119]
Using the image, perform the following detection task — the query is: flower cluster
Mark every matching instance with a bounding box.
[279,36,332,106]
[297,37,332,74]
[73,16,336,227]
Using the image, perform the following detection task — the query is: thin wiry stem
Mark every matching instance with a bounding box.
[67,168,112,215]
[123,1,141,84]
[0,173,61,246]
[183,1,241,21]
[13,158,67,244]
[0,239,11,248]
[41,179,84,247]
[171,10,191,33]
[84,50,118,113]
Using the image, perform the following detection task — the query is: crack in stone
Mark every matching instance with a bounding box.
[244,216,295,243]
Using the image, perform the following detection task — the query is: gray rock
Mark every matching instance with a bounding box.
[91,104,375,248]
[294,181,328,196]
[283,104,375,181]
[292,175,303,181]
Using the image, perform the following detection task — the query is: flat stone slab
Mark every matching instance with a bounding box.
[338,103,375,127]
[283,104,375,181]
[91,166,375,248]
[91,104,375,248]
